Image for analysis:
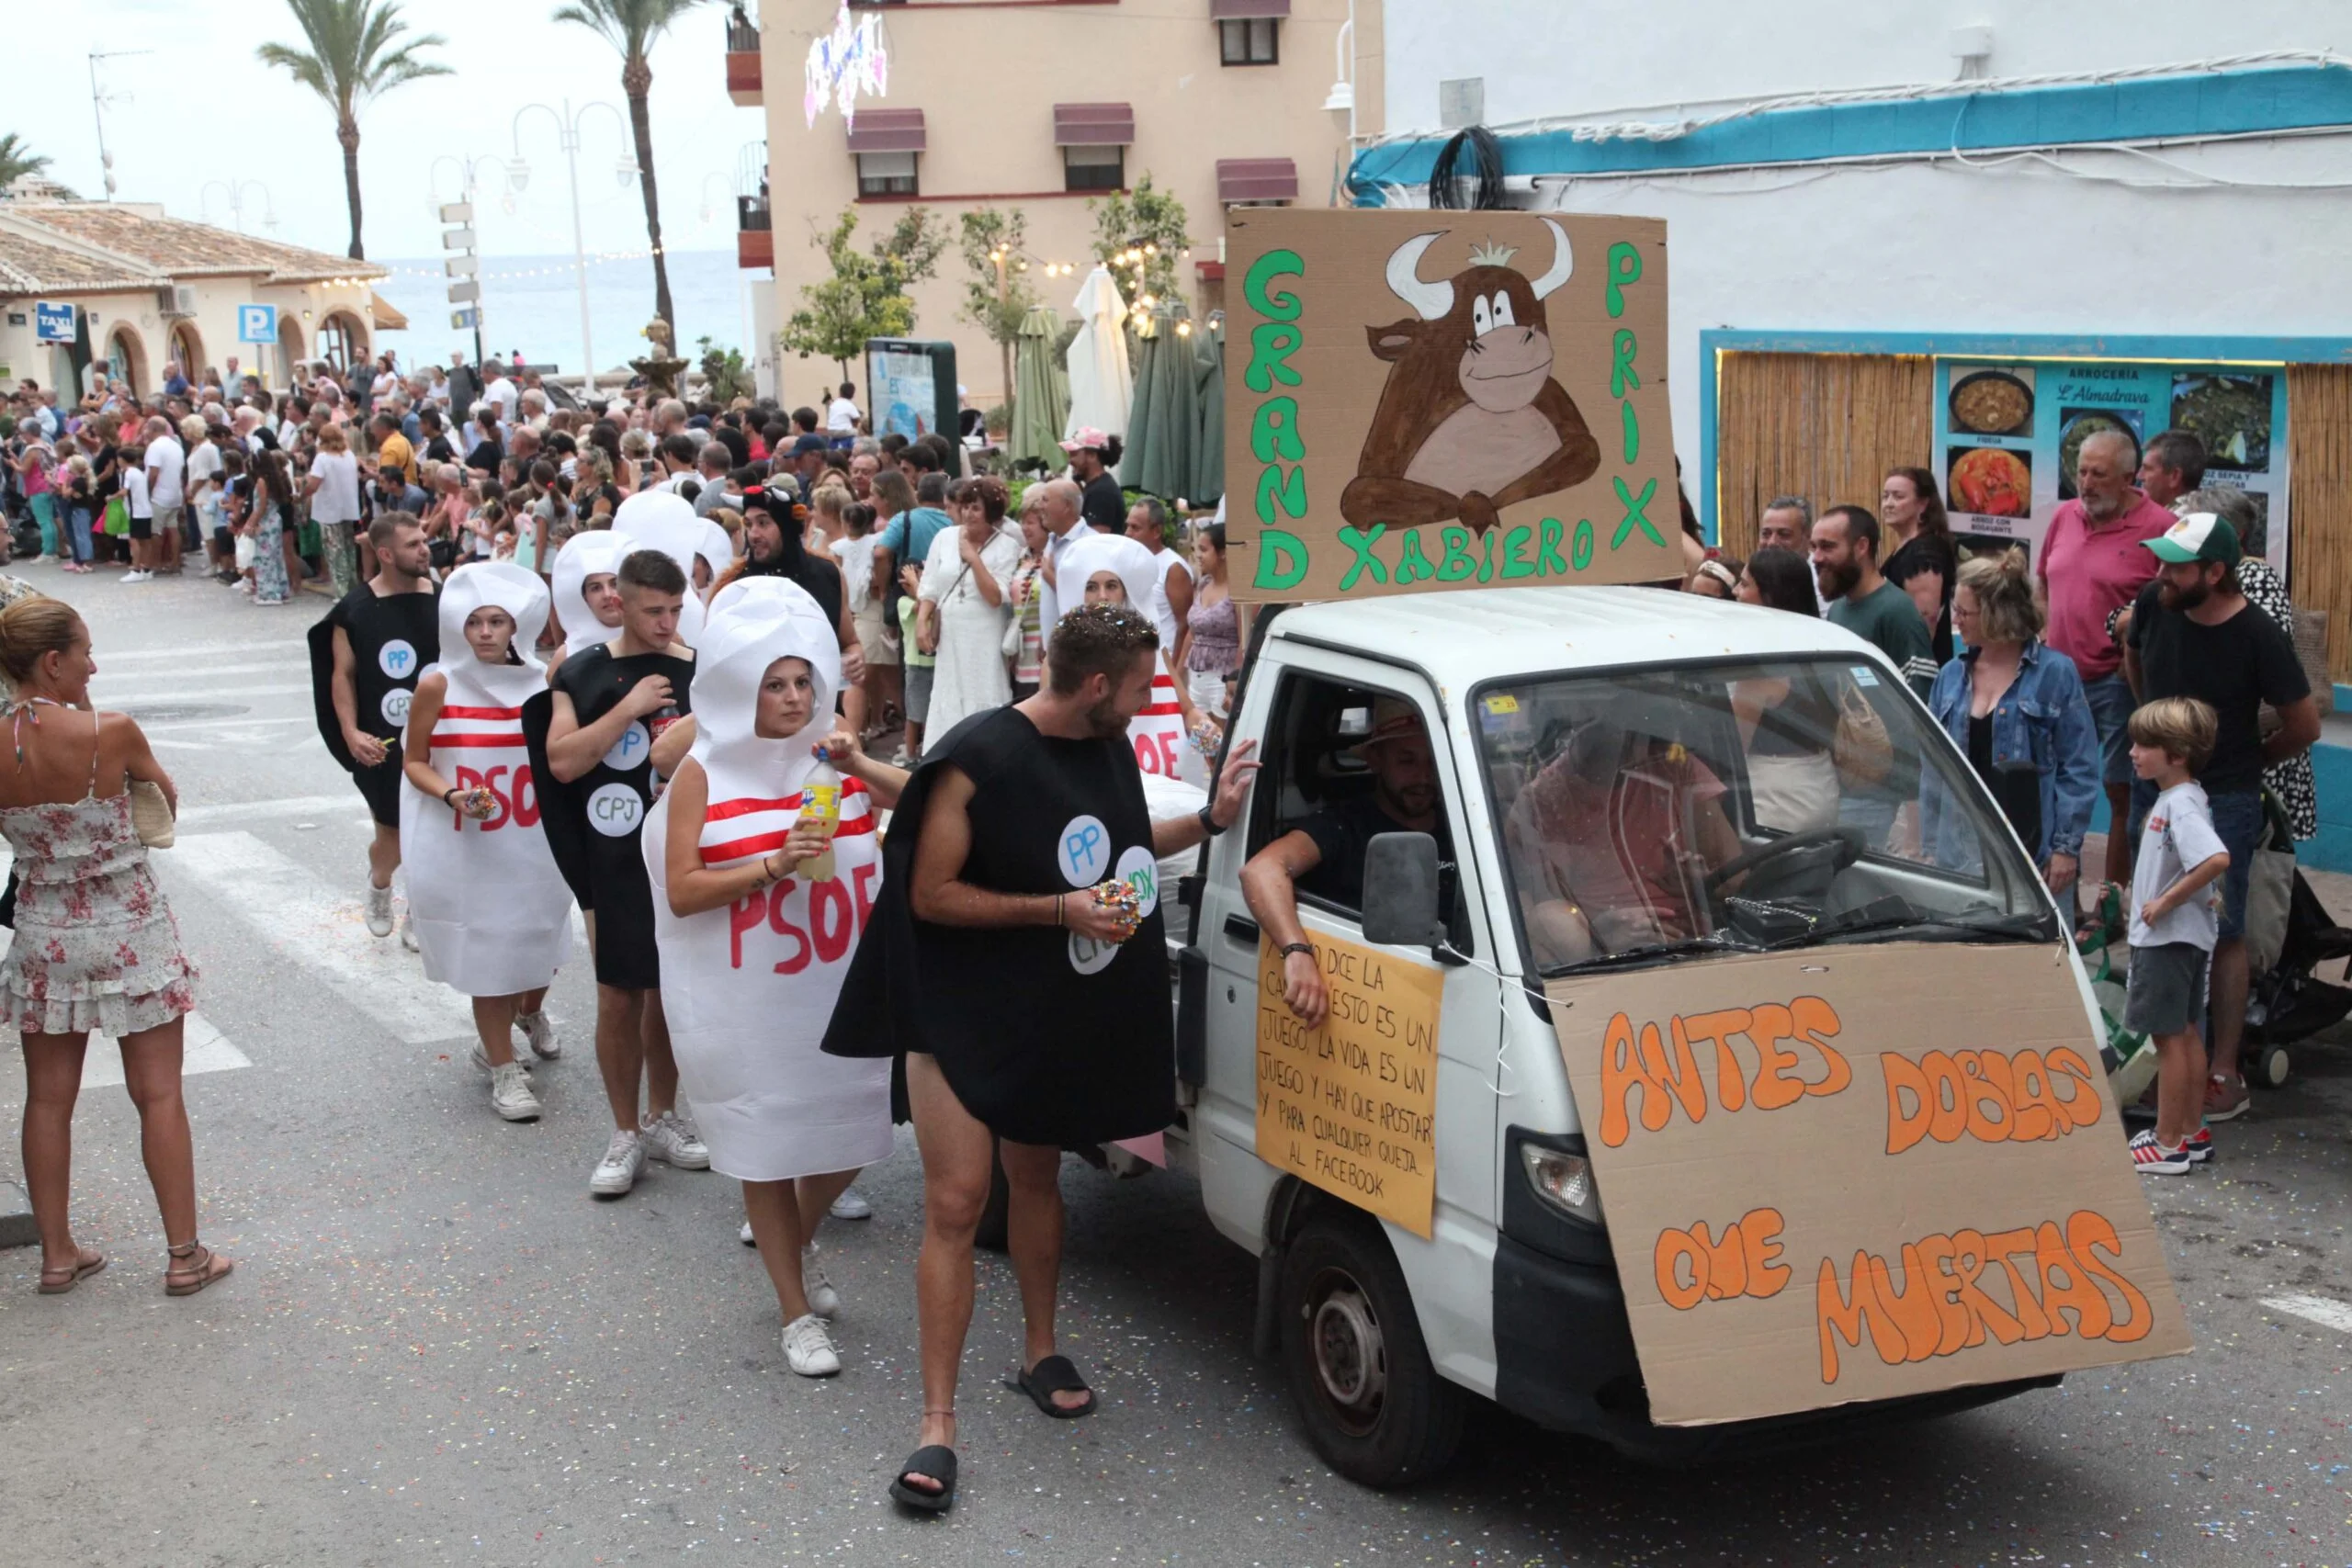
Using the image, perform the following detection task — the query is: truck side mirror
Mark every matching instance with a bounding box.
[1361,831,1445,949]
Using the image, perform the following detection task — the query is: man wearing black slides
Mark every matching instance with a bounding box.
[824,604,1258,1512]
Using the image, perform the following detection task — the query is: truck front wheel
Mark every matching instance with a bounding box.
[1277,1212,1464,1486]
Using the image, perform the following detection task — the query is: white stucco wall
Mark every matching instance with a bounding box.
[1371,2,2352,500]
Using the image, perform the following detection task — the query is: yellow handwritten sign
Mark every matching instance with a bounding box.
[1254,933,1443,1237]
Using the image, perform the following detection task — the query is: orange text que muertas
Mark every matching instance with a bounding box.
[1598,998,1852,1149]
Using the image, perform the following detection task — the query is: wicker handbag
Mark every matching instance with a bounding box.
[129,778,175,849]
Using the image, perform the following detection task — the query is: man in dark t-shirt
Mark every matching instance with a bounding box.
[2125,512,2320,1119]
[1243,697,1450,1030]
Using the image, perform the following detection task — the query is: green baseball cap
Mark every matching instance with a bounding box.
[2143,511,2242,566]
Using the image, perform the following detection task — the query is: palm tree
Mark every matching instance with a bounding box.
[0,134,62,192]
[553,0,706,333]
[256,0,451,259]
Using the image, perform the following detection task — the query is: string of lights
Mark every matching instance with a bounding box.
[372,244,675,283]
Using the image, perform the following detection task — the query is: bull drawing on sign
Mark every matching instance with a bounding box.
[1340,219,1600,536]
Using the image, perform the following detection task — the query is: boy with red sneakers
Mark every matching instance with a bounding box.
[2123,696,2231,1174]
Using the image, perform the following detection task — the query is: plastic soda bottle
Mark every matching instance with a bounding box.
[798,748,843,883]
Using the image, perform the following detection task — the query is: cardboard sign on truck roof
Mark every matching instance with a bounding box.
[1223,208,1677,603]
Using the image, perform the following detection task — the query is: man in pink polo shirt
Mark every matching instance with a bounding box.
[2036,428,2176,889]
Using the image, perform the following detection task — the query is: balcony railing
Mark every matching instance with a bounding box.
[737,193,774,270]
[725,7,762,105]
[738,194,772,231]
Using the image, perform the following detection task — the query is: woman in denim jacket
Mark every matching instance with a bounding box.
[1922,548,2100,895]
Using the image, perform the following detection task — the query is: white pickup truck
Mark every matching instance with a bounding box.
[1114,582,2180,1483]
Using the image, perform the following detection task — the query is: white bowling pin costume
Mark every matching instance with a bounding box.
[1055,531,1200,785]
[400,562,575,996]
[612,491,711,648]
[551,530,628,663]
[641,581,891,1182]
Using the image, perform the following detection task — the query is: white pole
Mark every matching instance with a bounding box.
[561,100,595,398]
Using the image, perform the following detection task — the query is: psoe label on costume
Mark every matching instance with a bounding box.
[586,782,644,838]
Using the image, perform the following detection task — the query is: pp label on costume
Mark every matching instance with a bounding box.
[604,721,651,773]
[378,639,419,680]
[1114,845,1160,919]
[380,689,412,728]
[1057,815,1111,886]
[1253,931,1443,1239]
[586,782,644,838]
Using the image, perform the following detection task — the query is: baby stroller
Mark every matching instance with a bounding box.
[2242,799,2352,1087]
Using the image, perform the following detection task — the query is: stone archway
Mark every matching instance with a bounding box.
[317,310,369,374]
[168,320,206,387]
[277,313,305,389]
[104,323,149,398]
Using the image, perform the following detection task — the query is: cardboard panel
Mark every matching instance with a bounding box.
[1254,932,1443,1238]
[1223,208,1676,603]
[1544,942,2190,1427]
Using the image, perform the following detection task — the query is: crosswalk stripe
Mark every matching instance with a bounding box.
[175,794,367,826]
[77,1012,252,1089]
[158,831,484,1044]
[92,638,310,665]
[2262,1293,2352,1334]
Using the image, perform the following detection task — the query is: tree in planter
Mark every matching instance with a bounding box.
[780,207,947,381]
[1089,175,1192,308]
[957,207,1040,437]
[695,336,754,404]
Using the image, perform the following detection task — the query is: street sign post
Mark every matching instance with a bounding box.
[237,304,278,344]
[443,210,484,367]
[447,280,481,304]
[438,201,474,225]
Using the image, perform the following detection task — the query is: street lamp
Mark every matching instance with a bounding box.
[200,179,277,233]
[513,98,631,396]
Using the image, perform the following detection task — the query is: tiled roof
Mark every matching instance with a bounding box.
[0,223,166,293]
[3,203,385,287]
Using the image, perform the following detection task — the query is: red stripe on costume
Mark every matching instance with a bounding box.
[704,777,873,821]
[438,705,524,720]
[700,813,877,863]
[433,731,527,749]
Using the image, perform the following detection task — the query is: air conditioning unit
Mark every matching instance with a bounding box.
[160,285,198,319]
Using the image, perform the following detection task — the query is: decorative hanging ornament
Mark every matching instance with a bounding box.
[805,2,888,130]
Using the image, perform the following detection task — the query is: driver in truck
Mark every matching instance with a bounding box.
[1242,697,1454,1031]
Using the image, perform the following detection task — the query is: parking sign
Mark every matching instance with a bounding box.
[238,304,278,344]
[34,301,74,344]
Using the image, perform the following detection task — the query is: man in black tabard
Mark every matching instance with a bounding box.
[310,513,438,944]
[1243,696,1453,1030]
[545,549,709,1198]
[823,604,1258,1514]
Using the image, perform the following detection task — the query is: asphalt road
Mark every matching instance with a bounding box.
[1,559,2347,1567]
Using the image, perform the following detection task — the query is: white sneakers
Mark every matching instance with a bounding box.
[121,569,153,583]
[517,1010,560,1059]
[590,1130,645,1196]
[803,1244,841,1319]
[639,1111,709,1169]
[829,1188,873,1222]
[363,880,395,938]
[782,1313,841,1378]
[489,1061,541,1122]
[399,911,418,952]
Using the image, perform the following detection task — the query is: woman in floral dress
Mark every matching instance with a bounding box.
[0,596,227,1297]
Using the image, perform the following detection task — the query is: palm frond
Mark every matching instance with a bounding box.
[554,0,707,56]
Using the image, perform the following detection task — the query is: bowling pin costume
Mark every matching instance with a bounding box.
[549,530,628,664]
[643,581,890,1181]
[1054,532,1198,786]
[399,562,574,997]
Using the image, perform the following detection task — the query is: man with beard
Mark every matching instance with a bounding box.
[2125,513,2318,1124]
[823,604,1258,1513]
[1242,698,1458,1028]
[1811,504,1935,699]
[2038,428,2178,887]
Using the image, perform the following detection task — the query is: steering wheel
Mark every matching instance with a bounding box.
[1704,825,1865,896]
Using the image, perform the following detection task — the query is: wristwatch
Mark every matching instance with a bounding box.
[1196,802,1226,837]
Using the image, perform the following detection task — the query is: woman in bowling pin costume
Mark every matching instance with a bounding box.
[1053,532,1206,784]
[401,562,577,1122]
[649,577,907,1377]
[548,529,628,676]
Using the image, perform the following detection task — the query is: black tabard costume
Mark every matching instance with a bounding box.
[309,584,441,828]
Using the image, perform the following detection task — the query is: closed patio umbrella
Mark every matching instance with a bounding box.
[1011,305,1069,470]
[1191,310,1225,509]
[1121,302,1199,502]
[1064,265,1132,444]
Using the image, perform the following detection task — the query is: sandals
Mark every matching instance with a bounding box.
[37,1250,106,1294]
[1013,1354,1097,1419]
[164,1240,234,1297]
[889,1408,957,1513]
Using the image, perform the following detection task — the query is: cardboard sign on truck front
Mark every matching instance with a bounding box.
[1546,942,2192,1427]
[1223,209,1676,602]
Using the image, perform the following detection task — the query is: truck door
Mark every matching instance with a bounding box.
[1192,648,1505,1397]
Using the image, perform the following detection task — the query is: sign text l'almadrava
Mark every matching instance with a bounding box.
[1225,209,1676,601]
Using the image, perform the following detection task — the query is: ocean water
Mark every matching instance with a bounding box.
[369,249,763,379]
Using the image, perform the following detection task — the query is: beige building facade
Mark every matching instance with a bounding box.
[736,0,1381,412]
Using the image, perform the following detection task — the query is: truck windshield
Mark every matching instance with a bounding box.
[1474,658,2058,976]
